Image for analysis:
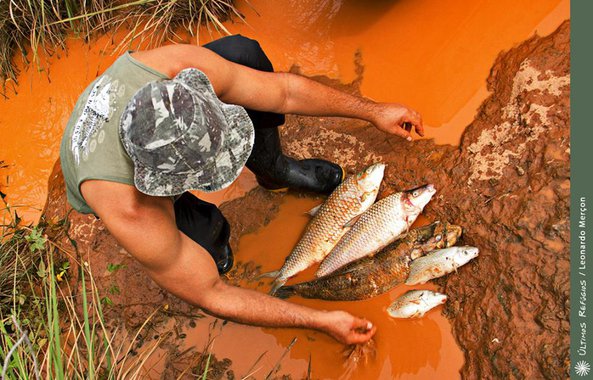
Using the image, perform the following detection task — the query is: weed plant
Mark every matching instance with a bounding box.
[0,198,159,379]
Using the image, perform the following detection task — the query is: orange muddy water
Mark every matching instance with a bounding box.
[0,0,569,378]
[153,195,460,380]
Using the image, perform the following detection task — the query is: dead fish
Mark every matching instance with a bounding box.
[275,222,462,301]
[405,246,479,285]
[387,290,447,319]
[262,163,386,295]
[316,184,436,277]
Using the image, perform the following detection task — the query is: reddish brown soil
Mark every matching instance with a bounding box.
[42,21,570,379]
[436,21,571,379]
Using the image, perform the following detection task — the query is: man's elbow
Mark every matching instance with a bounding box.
[190,278,229,315]
[277,73,293,114]
[113,202,145,222]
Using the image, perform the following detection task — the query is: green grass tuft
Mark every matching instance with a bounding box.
[0,197,158,379]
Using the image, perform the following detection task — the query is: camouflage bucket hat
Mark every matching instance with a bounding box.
[119,68,254,196]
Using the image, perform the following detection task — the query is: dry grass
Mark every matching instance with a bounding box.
[0,0,245,95]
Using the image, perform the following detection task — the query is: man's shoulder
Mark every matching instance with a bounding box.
[80,179,170,218]
[131,45,226,86]
[130,44,207,78]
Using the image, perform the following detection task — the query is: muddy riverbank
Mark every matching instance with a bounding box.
[277,20,571,378]
[42,20,569,379]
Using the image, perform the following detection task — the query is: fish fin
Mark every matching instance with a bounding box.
[269,278,286,296]
[343,214,362,228]
[338,266,363,275]
[315,264,335,278]
[256,270,280,280]
[305,204,322,217]
[405,265,417,285]
[274,285,295,299]
[337,260,374,275]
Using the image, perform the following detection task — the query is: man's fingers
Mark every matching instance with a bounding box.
[349,324,377,344]
[352,318,373,333]
[394,126,412,141]
[414,116,425,137]
[405,109,424,137]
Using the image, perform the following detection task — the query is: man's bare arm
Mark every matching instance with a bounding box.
[80,180,376,344]
[132,44,424,141]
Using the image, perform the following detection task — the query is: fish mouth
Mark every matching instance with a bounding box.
[424,184,436,193]
[404,184,437,198]
[421,291,447,305]
[358,163,386,191]
[405,183,428,194]
[404,183,436,209]
[362,163,386,177]
[464,247,480,258]
[452,246,479,266]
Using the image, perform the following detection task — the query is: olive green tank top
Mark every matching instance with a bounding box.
[60,52,169,214]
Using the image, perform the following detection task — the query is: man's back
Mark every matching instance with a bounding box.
[60,52,169,214]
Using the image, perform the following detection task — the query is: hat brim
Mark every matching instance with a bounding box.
[130,68,254,197]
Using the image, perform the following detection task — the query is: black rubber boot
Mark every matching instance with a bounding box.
[174,193,234,275]
[214,245,234,275]
[246,126,345,195]
[203,35,344,195]
[256,156,344,194]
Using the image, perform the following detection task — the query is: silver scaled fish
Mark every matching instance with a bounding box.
[405,246,479,285]
[387,290,447,319]
[316,184,436,277]
[263,163,386,295]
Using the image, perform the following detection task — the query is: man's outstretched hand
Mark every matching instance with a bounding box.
[320,310,377,345]
[372,103,424,141]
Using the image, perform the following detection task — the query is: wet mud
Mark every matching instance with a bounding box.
[275,21,570,378]
[0,0,568,224]
[41,20,570,379]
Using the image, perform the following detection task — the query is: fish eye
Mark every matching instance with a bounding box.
[413,191,419,197]
[435,235,442,242]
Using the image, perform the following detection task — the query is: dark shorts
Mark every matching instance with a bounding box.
[174,35,283,265]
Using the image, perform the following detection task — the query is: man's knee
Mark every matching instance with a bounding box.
[204,34,273,72]
[223,34,261,52]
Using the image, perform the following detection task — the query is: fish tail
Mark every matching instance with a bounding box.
[274,285,296,299]
[316,263,340,278]
[315,262,331,278]
[269,278,286,296]
[256,270,280,280]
